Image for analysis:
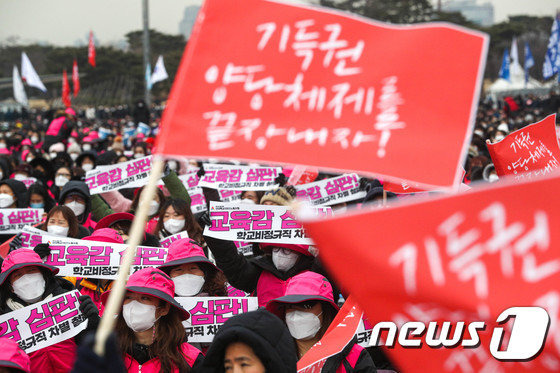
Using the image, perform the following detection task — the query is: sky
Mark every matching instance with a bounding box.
[0,0,558,46]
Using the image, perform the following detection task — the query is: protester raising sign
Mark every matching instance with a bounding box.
[176,297,258,343]
[204,201,332,244]
[156,0,488,190]
[85,155,153,194]
[301,172,560,371]
[487,114,560,181]
[188,186,208,214]
[0,208,43,234]
[296,173,365,206]
[198,163,281,190]
[0,290,87,354]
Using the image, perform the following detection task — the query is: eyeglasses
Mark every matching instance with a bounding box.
[286,301,317,310]
[272,247,293,255]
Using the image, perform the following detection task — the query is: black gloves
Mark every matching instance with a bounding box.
[71,332,126,373]
[196,167,206,178]
[34,243,51,259]
[8,233,23,253]
[79,295,100,331]
[274,173,288,186]
[197,211,212,228]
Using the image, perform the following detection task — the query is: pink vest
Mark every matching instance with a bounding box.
[335,344,363,373]
[29,339,77,373]
[46,117,66,136]
[123,342,201,373]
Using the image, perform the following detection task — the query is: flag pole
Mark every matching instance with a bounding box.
[142,0,151,107]
[94,157,164,355]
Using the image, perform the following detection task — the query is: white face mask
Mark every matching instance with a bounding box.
[47,224,69,237]
[285,310,322,340]
[81,163,94,172]
[240,198,256,205]
[272,250,299,272]
[122,300,158,332]
[173,273,205,296]
[488,173,499,183]
[70,153,79,161]
[82,144,92,151]
[148,200,160,216]
[164,218,185,234]
[494,135,505,142]
[0,171,3,179]
[26,157,34,163]
[55,176,70,187]
[49,152,57,159]
[167,161,178,171]
[134,153,145,159]
[14,174,26,181]
[31,136,39,143]
[0,143,6,149]
[12,272,46,303]
[65,201,86,216]
[0,194,14,208]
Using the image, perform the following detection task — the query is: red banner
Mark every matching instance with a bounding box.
[72,60,80,97]
[487,114,560,181]
[62,69,71,108]
[302,172,560,371]
[156,0,488,190]
[88,31,96,67]
[297,296,363,372]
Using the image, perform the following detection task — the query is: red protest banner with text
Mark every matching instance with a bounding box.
[302,173,560,371]
[297,296,363,372]
[487,114,560,181]
[156,0,488,190]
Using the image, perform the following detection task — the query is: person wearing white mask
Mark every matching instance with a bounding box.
[103,268,203,371]
[38,205,90,239]
[76,152,96,173]
[58,181,96,231]
[0,181,21,209]
[0,249,100,373]
[155,199,204,244]
[52,166,72,198]
[266,272,376,372]
[158,238,227,297]
[240,190,264,205]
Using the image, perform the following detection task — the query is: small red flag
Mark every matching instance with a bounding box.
[88,31,96,67]
[72,60,80,97]
[62,69,71,108]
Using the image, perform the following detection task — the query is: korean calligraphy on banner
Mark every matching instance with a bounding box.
[155,0,488,190]
[0,208,43,234]
[302,172,560,371]
[234,241,254,256]
[198,164,281,190]
[177,172,200,188]
[295,173,365,205]
[0,290,87,354]
[17,226,45,248]
[85,155,153,194]
[38,235,168,279]
[488,114,560,181]
[203,202,332,244]
[176,297,258,342]
[188,187,208,214]
[159,231,190,249]
[219,189,242,203]
[20,177,37,189]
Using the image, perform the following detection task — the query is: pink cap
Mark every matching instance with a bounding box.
[21,139,32,146]
[102,268,190,320]
[266,271,339,317]
[0,337,30,372]
[0,249,59,285]
[260,242,312,256]
[158,238,219,272]
[84,228,124,244]
[65,108,76,116]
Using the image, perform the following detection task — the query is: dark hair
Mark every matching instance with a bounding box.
[115,301,191,373]
[155,199,204,243]
[40,205,79,238]
[26,183,56,213]
[130,186,166,217]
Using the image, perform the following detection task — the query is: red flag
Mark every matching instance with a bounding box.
[297,296,363,372]
[155,0,488,191]
[88,31,96,67]
[302,173,560,371]
[62,69,71,108]
[487,114,560,180]
[72,59,80,97]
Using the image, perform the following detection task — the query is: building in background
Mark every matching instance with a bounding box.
[442,0,494,27]
[178,5,201,40]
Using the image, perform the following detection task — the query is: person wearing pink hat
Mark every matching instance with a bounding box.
[204,234,332,307]
[64,228,124,315]
[43,109,76,152]
[158,238,227,297]
[0,249,100,373]
[103,268,203,372]
[266,272,375,372]
[0,337,31,372]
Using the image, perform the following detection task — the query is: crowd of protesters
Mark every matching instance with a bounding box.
[0,90,557,373]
